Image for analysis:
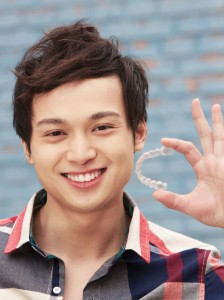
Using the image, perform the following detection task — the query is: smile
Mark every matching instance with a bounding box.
[62,168,106,183]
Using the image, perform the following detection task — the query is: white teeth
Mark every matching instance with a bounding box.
[79,174,85,182]
[85,174,91,181]
[66,170,102,182]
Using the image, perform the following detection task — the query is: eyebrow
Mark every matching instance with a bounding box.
[36,111,121,127]
[36,118,67,127]
[89,111,121,120]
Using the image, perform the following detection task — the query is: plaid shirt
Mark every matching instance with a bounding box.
[0,190,224,299]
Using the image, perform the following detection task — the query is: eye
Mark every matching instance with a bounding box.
[93,125,112,131]
[47,130,65,137]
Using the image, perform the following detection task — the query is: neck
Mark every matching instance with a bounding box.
[33,195,130,262]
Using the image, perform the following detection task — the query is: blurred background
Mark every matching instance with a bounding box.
[1,0,224,255]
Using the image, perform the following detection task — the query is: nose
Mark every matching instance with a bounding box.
[65,134,97,165]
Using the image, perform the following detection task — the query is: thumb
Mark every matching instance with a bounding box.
[152,190,187,213]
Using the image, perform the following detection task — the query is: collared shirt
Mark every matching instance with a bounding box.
[0,190,224,300]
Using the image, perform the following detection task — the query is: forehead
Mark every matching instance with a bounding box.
[32,76,126,123]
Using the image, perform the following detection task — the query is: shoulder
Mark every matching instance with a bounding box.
[0,216,17,233]
[0,216,18,252]
[124,191,219,254]
[148,220,224,289]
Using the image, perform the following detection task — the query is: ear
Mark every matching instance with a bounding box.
[134,122,147,152]
[21,140,34,164]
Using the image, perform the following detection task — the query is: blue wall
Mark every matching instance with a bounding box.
[1,0,224,254]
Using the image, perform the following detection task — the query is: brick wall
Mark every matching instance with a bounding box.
[0,0,224,254]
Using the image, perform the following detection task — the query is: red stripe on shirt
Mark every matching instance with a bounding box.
[0,216,18,226]
[139,212,150,263]
[214,267,224,283]
[197,249,210,284]
[4,207,27,254]
[149,230,172,256]
[166,252,183,282]
[163,282,182,299]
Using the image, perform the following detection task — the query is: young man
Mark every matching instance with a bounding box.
[0,20,224,299]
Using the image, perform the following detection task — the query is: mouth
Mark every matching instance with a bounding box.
[61,168,106,188]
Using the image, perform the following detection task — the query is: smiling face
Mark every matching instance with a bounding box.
[23,76,146,214]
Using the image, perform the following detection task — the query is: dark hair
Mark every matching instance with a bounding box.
[13,20,149,152]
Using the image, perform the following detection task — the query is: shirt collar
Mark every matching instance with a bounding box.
[4,190,46,254]
[123,193,170,263]
[4,190,171,263]
[4,194,35,254]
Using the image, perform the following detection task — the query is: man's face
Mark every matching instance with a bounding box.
[23,76,146,213]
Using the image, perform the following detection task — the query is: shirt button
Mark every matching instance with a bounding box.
[53,286,61,294]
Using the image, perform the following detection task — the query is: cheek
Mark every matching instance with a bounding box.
[116,151,134,187]
[30,139,63,161]
[30,147,58,171]
[111,142,135,171]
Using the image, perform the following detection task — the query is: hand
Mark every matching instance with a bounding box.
[153,98,224,227]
